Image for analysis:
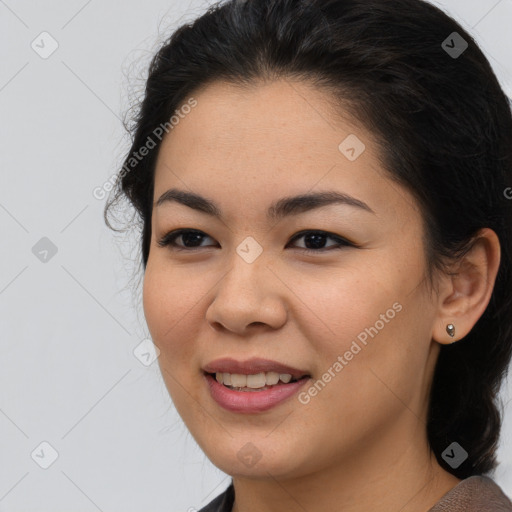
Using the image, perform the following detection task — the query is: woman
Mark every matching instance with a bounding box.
[104,0,512,510]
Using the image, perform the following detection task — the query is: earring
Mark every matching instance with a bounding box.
[446,323,455,338]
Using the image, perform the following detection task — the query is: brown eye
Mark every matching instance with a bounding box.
[157,229,216,250]
[157,228,354,253]
[287,230,353,253]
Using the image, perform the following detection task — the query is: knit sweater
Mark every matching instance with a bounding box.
[198,475,512,511]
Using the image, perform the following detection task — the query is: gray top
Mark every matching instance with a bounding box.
[198,475,512,511]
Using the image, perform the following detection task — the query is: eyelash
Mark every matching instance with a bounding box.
[157,229,355,254]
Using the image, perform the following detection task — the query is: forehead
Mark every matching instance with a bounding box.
[158,79,362,161]
[152,79,417,223]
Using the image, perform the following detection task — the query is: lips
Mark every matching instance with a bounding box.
[203,357,310,380]
[202,357,311,413]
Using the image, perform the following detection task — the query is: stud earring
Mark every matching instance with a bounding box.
[446,323,455,338]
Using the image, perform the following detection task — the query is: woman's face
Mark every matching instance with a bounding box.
[143,79,443,479]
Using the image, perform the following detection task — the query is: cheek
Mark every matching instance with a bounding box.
[142,262,203,357]
[293,285,429,444]
[142,265,169,342]
[288,264,401,351]
[142,264,206,408]
[290,258,431,389]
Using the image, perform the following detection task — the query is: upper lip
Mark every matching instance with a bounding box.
[203,358,310,380]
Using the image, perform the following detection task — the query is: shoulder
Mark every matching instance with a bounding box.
[197,481,235,512]
[429,475,512,511]
[196,476,512,512]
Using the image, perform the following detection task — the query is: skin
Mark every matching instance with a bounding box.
[142,79,501,512]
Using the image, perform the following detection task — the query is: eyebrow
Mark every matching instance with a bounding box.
[154,188,375,220]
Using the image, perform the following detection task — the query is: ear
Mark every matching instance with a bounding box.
[432,228,501,345]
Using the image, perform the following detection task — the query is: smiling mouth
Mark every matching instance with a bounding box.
[205,371,310,391]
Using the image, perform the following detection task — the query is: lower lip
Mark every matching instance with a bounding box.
[204,373,310,413]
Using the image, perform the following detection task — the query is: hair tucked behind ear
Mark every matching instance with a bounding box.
[105,0,512,478]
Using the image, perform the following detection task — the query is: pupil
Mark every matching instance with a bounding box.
[305,233,326,249]
[183,232,203,247]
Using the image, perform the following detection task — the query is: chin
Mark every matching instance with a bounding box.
[200,437,308,480]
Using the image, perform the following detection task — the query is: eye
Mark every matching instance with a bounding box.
[157,228,354,253]
[157,229,216,250]
[287,230,354,253]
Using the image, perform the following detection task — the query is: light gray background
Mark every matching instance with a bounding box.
[1,1,511,511]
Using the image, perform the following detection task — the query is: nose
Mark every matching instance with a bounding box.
[205,250,288,336]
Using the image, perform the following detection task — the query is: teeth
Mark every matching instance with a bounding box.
[230,374,247,388]
[246,373,266,388]
[266,372,280,385]
[214,371,296,388]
